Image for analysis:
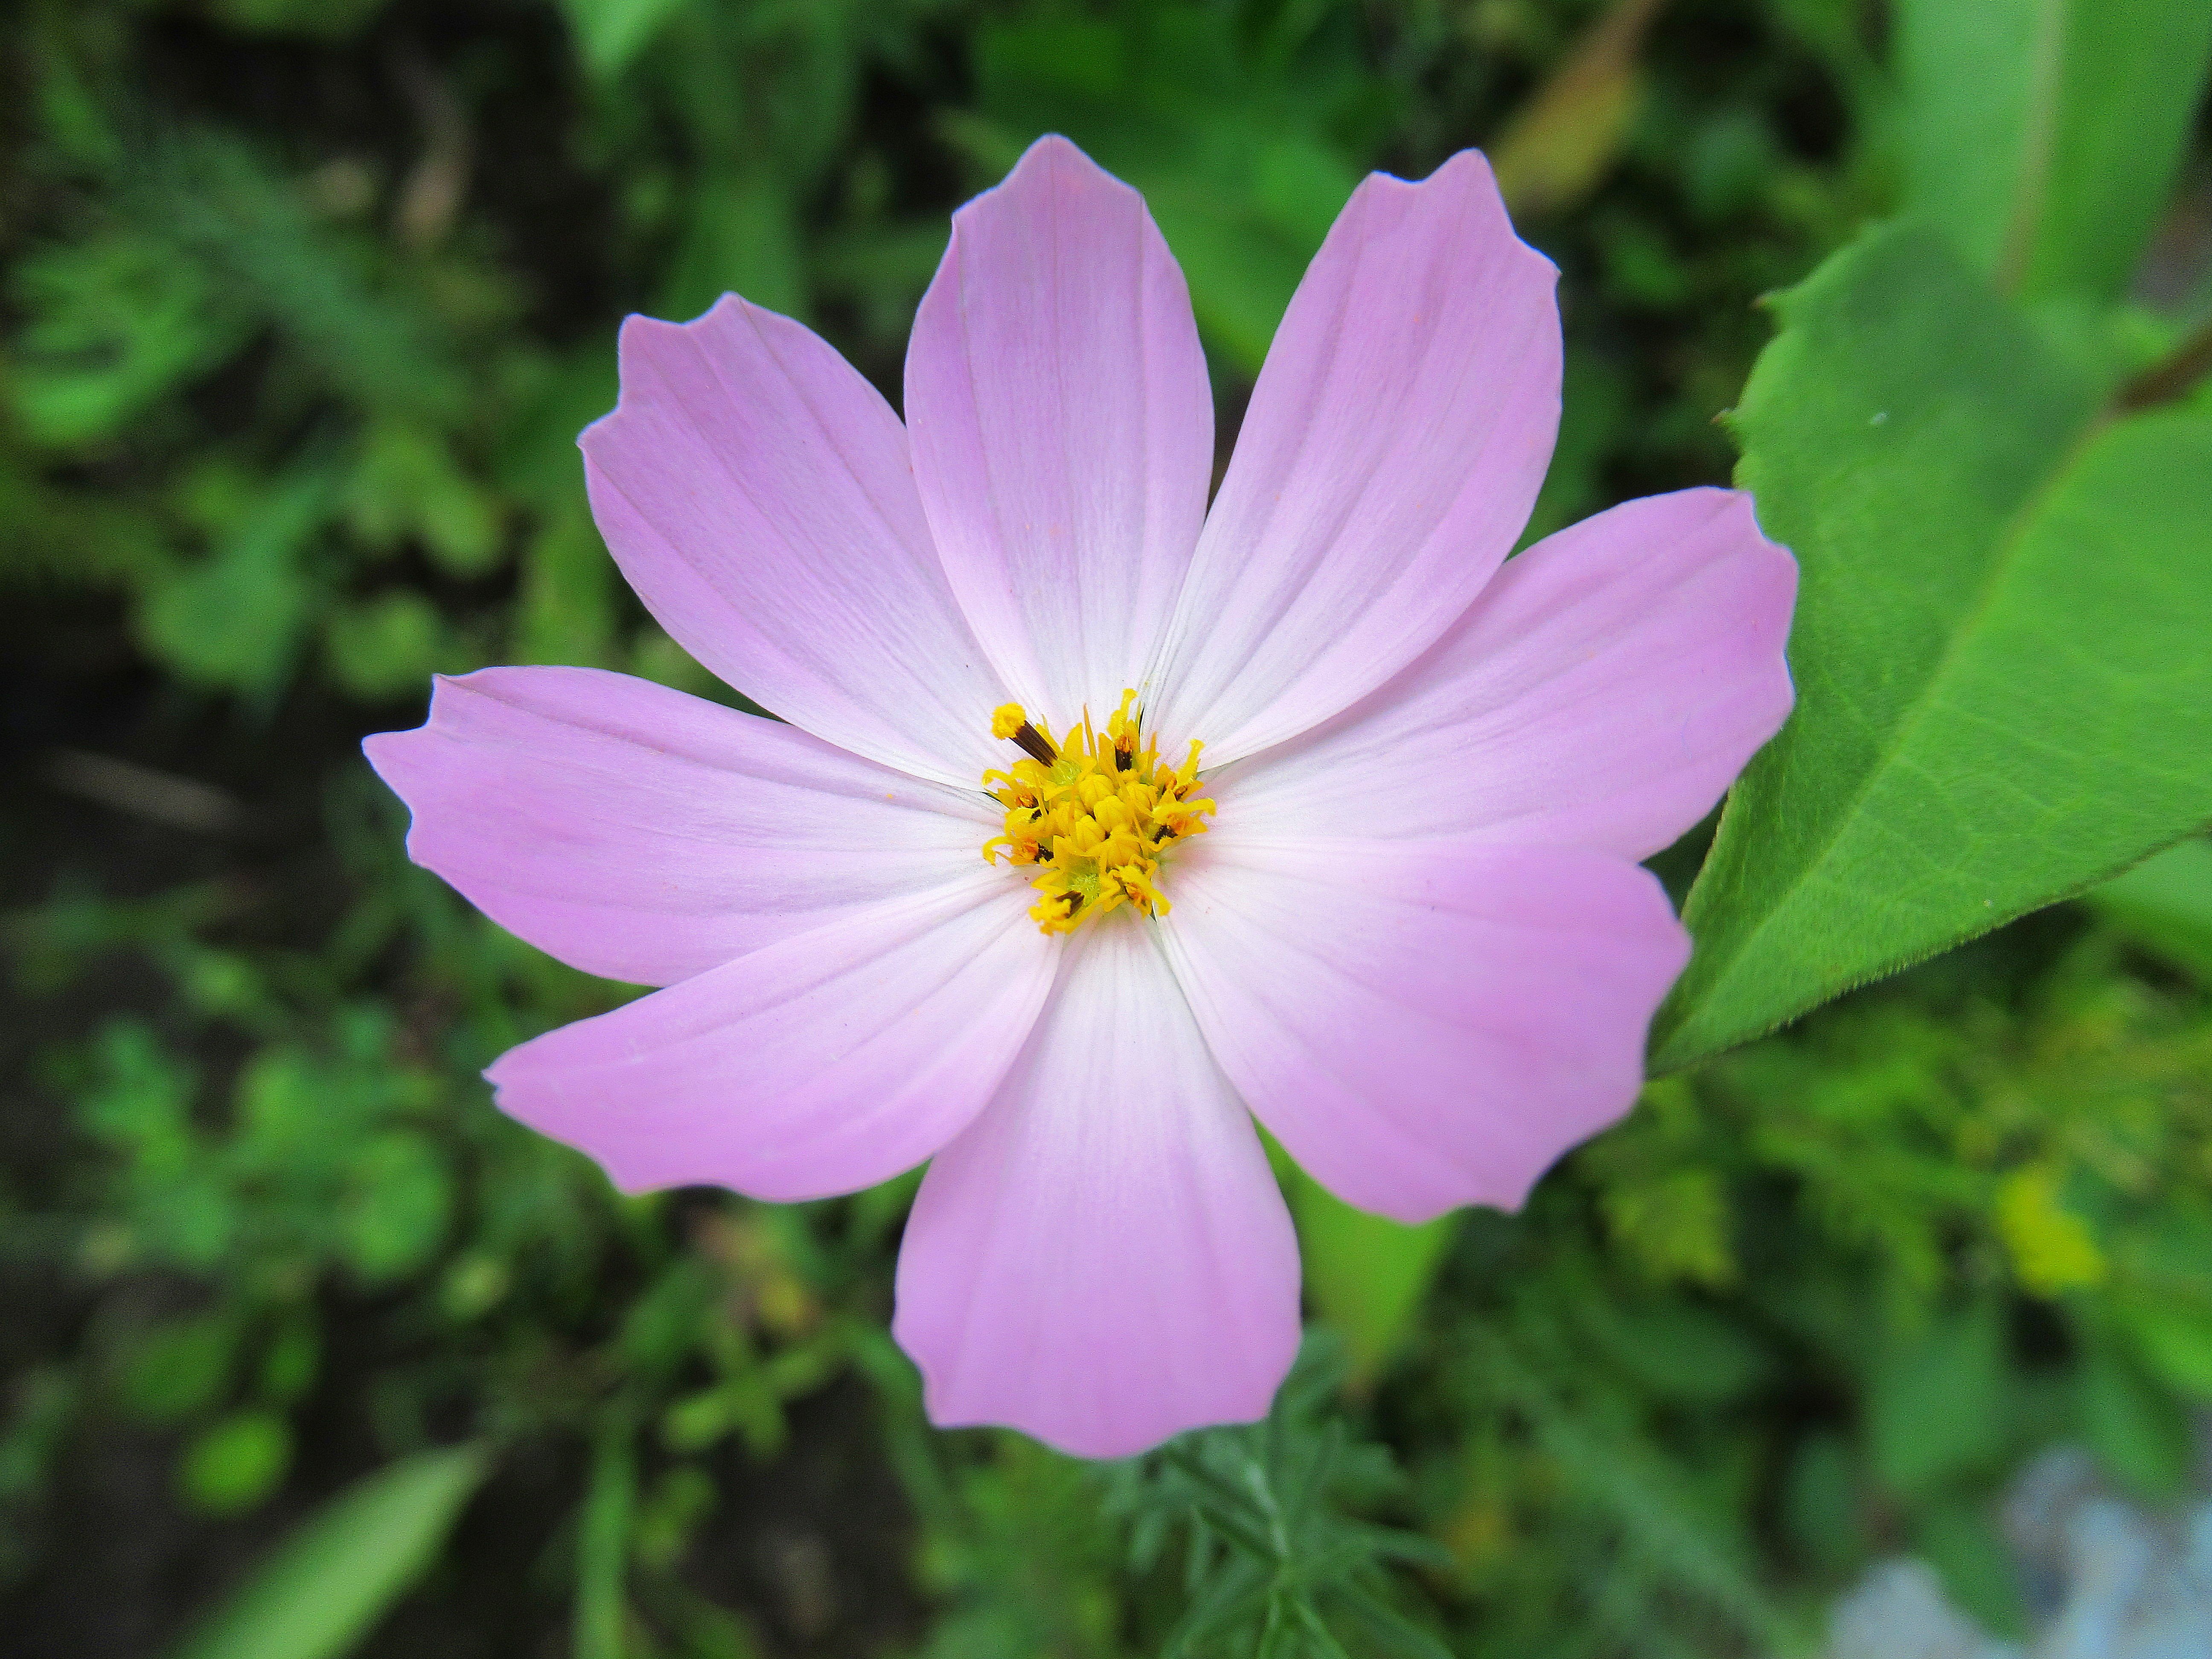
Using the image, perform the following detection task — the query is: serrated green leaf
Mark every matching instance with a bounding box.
[1656,226,2212,1069]
[1897,0,2212,300]
[169,1445,487,1659]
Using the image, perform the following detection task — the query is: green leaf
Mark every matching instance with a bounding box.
[515,506,619,671]
[9,233,250,447]
[259,1316,321,1405]
[140,466,332,696]
[2116,1295,2212,1398]
[337,1132,454,1284]
[2085,837,2212,983]
[1520,349,1631,548]
[169,1444,486,1659]
[1896,0,2212,300]
[1912,1501,2027,1639]
[1486,0,1665,220]
[1286,1168,1455,1386]
[2077,1334,2191,1500]
[1145,171,1350,375]
[558,0,693,80]
[1781,1431,1865,1575]
[1571,1300,1773,1407]
[325,593,451,703]
[180,1410,293,1515]
[345,422,504,576]
[123,1315,239,1424]
[1867,1303,2011,1500]
[660,175,806,323]
[575,1424,637,1659]
[1656,226,2212,1069]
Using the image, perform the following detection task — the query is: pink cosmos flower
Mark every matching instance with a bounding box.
[366,136,1796,1459]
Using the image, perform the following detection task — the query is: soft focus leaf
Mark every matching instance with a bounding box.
[1867,1302,2011,1500]
[122,1315,239,1424]
[180,1410,294,1515]
[514,505,620,670]
[345,422,504,576]
[2119,1297,2212,1398]
[1656,226,2212,1068]
[574,1424,637,1659]
[9,233,250,446]
[1573,1299,1773,1407]
[260,1317,321,1405]
[1912,1500,2027,1639]
[660,175,805,323]
[2086,837,2212,984]
[169,1445,487,1659]
[559,0,695,80]
[1993,1163,2105,1296]
[1475,1324,1799,1649]
[1896,0,2212,300]
[337,1132,454,1284]
[325,592,451,702]
[1286,1167,1455,1386]
[2077,1334,2191,1499]
[1781,1431,1865,1575]
[139,466,331,695]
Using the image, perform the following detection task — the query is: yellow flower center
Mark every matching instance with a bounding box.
[981,689,1214,936]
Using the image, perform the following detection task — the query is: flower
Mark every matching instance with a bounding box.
[366,135,1796,1458]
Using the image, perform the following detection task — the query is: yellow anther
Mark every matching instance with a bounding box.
[983,688,1211,935]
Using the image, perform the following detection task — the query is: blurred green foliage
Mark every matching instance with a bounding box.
[4,1,2211,1657]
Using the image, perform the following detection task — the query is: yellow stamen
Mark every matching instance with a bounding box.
[981,689,1213,935]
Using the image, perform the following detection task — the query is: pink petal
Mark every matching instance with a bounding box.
[1215,488,1798,859]
[1144,150,1561,765]
[484,872,1055,1201]
[1158,837,1689,1224]
[906,136,1212,728]
[893,918,1301,1458]
[582,297,1008,789]
[364,666,994,987]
